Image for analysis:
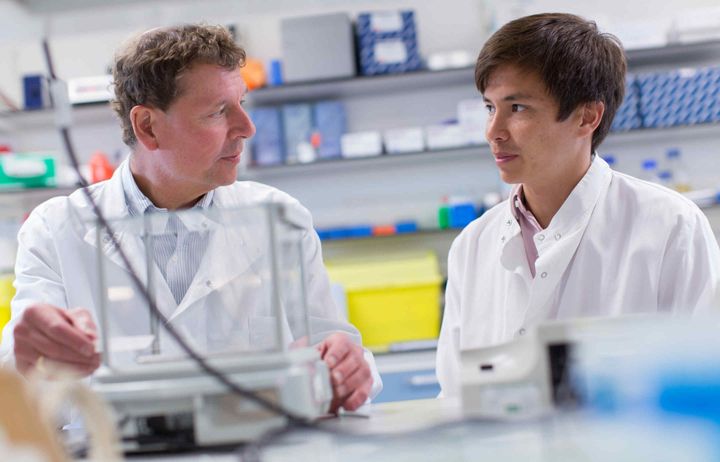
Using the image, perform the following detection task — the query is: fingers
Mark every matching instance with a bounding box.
[15,342,100,377]
[320,333,373,412]
[321,333,352,368]
[67,308,98,340]
[21,304,96,356]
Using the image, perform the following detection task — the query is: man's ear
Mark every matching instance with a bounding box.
[578,101,605,137]
[130,105,160,151]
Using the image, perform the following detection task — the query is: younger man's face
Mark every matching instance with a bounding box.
[482,64,590,189]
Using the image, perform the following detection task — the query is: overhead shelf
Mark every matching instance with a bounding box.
[1,38,718,132]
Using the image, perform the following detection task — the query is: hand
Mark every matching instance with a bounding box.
[317,333,372,413]
[13,303,100,377]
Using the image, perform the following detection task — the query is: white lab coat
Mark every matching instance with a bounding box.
[1,160,382,398]
[437,156,720,396]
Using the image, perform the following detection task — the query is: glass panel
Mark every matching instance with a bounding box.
[95,203,309,372]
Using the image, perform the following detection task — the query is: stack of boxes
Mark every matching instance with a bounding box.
[250,101,347,166]
[611,76,643,132]
[635,65,720,129]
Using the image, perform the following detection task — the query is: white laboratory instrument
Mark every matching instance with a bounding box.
[90,203,333,452]
[460,316,684,420]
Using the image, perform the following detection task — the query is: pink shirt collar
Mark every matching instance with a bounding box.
[510,184,543,277]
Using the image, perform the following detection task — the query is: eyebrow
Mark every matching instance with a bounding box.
[483,93,535,102]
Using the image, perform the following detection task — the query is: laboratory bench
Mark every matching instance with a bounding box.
[124,397,720,462]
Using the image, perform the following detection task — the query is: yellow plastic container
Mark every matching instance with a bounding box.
[325,252,442,349]
[0,275,14,342]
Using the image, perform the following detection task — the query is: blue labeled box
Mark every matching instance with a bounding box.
[356,10,422,76]
[249,107,284,166]
[313,101,346,159]
[282,103,313,164]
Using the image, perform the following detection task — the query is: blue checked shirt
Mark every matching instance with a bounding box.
[121,162,214,305]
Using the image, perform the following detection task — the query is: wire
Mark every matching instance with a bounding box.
[40,39,318,433]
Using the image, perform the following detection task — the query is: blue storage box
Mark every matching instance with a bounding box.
[313,101,346,159]
[282,103,313,164]
[249,107,284,166]
[356,10,422,76]
[611,75,643,132]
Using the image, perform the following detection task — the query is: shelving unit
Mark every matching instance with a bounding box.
[0,39,717,243]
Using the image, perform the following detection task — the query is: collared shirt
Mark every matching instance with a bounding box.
[510,184,543,277]
[121,160,214,305]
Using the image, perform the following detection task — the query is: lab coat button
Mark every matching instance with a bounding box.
[518,328,526,336]
[555,233,562,240]
[541,272,548,278]
[205,280,213,288]
[537,234,545,241]
[505,220,512,226]
[501,236,506,243]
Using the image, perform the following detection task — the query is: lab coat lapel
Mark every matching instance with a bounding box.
[168,204,263,322]
[523,157,613,326]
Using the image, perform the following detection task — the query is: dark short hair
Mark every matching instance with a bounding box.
[112,24,246,147]
[475,13,626,152]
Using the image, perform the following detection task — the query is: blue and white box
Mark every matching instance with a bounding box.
[249,107,284,166]
[356,10,422,76]
[637,66,720,128]
[611,75,643,132]
[313,101,346,159]
[282,103,313,164]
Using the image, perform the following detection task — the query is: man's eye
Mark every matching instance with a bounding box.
[511,104,527,112]
[210,108,226,117]
[485,104,495,114]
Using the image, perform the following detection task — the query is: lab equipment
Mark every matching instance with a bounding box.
[91,203,333,452]
[460,316,720,421]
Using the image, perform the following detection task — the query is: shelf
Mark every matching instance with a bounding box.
[319,227,462,243]
[626,39,720,67]
[239,144,489,179]
[0,102,115,133]
[248,66,475,105]
[246,39,720,106]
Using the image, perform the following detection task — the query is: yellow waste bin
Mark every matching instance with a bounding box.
[326,252,442,350]
[0,275,14,342]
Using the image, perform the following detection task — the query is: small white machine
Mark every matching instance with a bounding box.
[460,316,674,420]
[91,203,333,452]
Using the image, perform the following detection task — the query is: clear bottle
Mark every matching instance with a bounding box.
[666,148,692,192]
[641,159,662,184]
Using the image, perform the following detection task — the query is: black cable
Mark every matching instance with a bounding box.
[40,39,317,431]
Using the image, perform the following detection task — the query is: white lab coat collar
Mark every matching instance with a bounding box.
[499,155,612,253]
